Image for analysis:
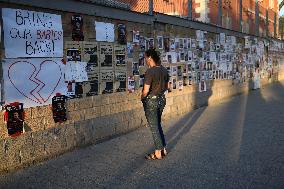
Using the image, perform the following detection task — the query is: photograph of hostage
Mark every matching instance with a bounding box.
[141,49,170,160]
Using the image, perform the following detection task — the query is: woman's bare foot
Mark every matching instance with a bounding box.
[155,150,162,159]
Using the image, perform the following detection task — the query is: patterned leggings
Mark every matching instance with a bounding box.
[142,94,166,150]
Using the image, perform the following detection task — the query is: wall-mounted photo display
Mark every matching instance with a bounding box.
[184,51,189,62]
[176,52,180,63]
[183,38,188,50]
[178,80,183,91]
[220,53,227,61]
[212,70,216,80]
[65,41,82,62]
[165,66,171,76]
[133,30,140,43]
[128,76,135,93]
[192,71,197,84]
[197,71,201,82]
[100,43,113,68]
[117,23,127,45]
[71,15,84,41]
[132,62,139,75]
[188,72,192,85]
[207,62,213,71]
[115,71,127,92]
[75,82,84,98]
[196,30,204,41]
[188,51,193,61]
[209,41,215,51]
[168,52,177,63]
[161,52,168,64]
[187,38,191,49]
[114,44,126,68]
[180,51,185,62]
[205,41,210,51]
[171,76,177,90]
[204,71,209,80]
[199,61,205,71]
[95,21,115,42]
[82,41,98,68]
[219,33,226,45]
[202,51,207,61]
[66,81,76,97]
[209,71,213,80]
[139,74,145,88]
[215,43,220,51]
[209,51,216,62]
[52,94,67,123]
[174,38,180,51]
[170,38,175,51]
[191,39,197,49]
[100,71,114,94]
[183,65,188,75]
[65,60,88,82]
[164,37,170,52]
[177,65,183,81]
[133,75,140,90]
[183,75,189,86]
[179,38,184,49]
[194,61,200,70]
[139,52,145,66]
[199,80,207,92]
[148,38,154,49]
[157,36,164,50]
[67,48,81,62]
[244,36,251,49]
[198,41,204,49]
[83,72,99,96]
[223,44,229,52]
[167,52,172,64]
[127,42,134,58]
[187,62,193,72]
[139,36,146,51]
[4,102,24,137]
[171,66,177,77]
[217,70,221,79]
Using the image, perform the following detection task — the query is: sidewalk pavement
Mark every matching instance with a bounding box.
[0,82,284,189]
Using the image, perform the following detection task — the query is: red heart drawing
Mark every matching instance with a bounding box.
[8,60,63,104]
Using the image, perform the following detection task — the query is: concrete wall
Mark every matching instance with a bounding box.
[0,0,284,173]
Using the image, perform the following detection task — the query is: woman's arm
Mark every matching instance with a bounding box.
[141,84,150,100]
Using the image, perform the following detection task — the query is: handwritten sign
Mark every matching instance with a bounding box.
[2,8,63,58]
[3,58,66,108]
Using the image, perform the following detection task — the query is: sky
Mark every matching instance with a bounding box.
[279,0,284,16]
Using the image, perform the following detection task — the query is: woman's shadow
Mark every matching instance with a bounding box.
[165,79,214,153]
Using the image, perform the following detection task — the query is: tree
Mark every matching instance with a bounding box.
[279,16,284,39]
[280,0,284,11]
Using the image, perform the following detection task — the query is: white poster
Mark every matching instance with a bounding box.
[2,8,63,58]
[128,76,135,93]
[220,33,226,45]
[95,21,114,42]
[3,58,66,108]
[133,30,140,43]
[65,61,88,82]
